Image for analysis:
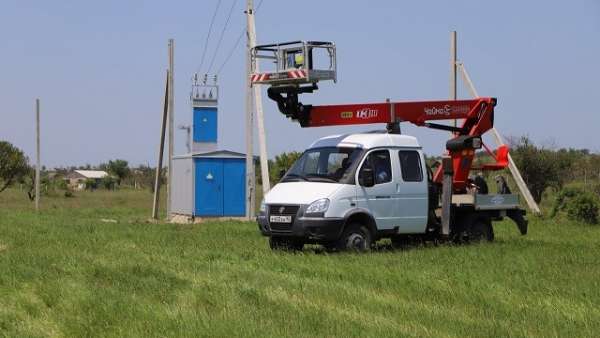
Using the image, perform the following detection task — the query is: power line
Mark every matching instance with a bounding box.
[206,0,238,74]
[216,29,244,75]
[216,0,265,76]
[197,0,223,74]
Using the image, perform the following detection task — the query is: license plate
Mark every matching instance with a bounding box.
[270,215,292,223]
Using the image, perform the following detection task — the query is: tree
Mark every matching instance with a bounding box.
[21,166,37,201]
[0,141,29,193]
[20,166,52,201]
[269,151,303,184]
[100,176,116,190]
[103,159,130,185]
[509,136,571,203]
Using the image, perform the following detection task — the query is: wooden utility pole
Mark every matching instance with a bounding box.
[456,60,542,215]
[167,39,174,219]
[245,16,256,220]
[35,98,40,212]
[450,31,457,128]
[246,0,271,195]
[152,70,170,220]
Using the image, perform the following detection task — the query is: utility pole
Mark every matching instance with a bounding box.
[35,98,40,212]
[450,31,457,128]
[245,1,256,219]
[246,0,271,195]
[152,70,169,220]
[455,54,542,215]
[167,39,174,220]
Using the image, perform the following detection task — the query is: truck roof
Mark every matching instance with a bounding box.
[309,132,421,149]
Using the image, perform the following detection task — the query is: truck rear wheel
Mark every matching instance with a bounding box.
[337,223,372,252]
[467,217,494,242]
[269,237,304,251]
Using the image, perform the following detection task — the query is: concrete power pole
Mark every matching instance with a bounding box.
[35,98,40,212]
[246,0,271,195]
[167,39,175,219]
[245,1,257,219]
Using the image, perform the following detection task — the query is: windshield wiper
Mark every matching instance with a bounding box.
[283,173,309,181]
[306,174,338,183]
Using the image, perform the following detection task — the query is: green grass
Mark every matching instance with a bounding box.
[1,188,599,337]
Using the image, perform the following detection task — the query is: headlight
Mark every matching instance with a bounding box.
[259,200,266,213]
[306,198,330,214]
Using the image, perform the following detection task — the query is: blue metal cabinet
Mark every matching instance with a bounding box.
[223,159,246,216]
[194,158,246,217]
[193,107,218,143]
[195,158,224,216]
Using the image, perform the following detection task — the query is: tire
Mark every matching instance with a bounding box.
[467,217,494,243]
[337,223,372,252]
[322,242,338,252]
[269,237,304,251]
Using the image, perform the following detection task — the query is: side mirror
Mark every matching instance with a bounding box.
[359,167,375,187]
[279,169,286,179]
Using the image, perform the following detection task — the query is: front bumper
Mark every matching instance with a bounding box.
[257,209,344,242]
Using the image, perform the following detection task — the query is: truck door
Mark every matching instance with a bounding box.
[356,149,398,230]
[394,150,428,233]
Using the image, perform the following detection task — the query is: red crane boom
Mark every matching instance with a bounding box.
[266,85,506,192]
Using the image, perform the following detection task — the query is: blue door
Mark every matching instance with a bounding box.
[223,159,246,216]
[193,107,218,143]
[195,158,223,216]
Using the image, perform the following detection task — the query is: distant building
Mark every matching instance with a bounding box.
[65,170,109,190]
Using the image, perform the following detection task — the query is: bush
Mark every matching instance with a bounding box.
[64,190,74,198]
[551,187,580,217]
[85,178,98,191]
[592,183,600,197]
[565,192,599,224]
[101,176,116,190]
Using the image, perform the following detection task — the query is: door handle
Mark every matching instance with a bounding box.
[375,195,390,199]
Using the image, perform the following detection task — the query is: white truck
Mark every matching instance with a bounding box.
[252,41,527,250]
[257,132,527,251]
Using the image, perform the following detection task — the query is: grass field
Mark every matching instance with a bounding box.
[1,188,599,337]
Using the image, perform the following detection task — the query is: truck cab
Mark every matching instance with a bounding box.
[257,132,435,251]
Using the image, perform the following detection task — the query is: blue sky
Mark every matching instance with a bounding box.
[1,0,599,168]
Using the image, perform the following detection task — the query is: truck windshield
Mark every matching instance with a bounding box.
[282,147,363,184]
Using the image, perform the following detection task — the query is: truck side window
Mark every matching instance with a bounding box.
[360,150,392,184]
[398,150,423,182]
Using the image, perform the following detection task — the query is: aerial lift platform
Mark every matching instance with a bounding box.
[251,40,527,241]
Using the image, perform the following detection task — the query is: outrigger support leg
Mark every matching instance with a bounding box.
[267,84,317,127]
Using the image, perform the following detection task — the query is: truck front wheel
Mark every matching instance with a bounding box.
[337,223,372,252]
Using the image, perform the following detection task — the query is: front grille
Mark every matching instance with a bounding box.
[269,223,293,232]
[268,204,299,233]
[269,205,300,215]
